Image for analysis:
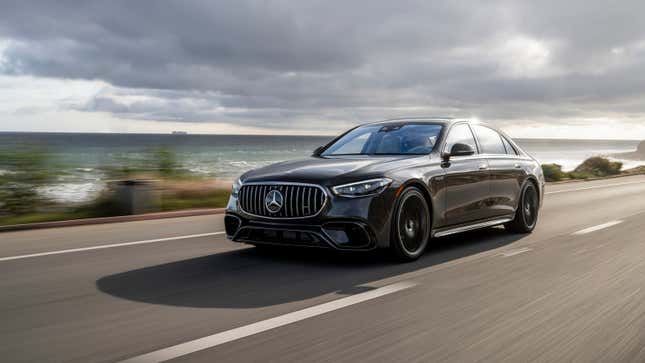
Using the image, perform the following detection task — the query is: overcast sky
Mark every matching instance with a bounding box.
[1,0,645,138]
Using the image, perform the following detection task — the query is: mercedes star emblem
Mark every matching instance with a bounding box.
[264,189,284,213]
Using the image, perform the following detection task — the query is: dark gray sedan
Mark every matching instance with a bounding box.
[225,118,544,261]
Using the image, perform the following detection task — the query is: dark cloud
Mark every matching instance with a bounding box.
[2,0,645,130]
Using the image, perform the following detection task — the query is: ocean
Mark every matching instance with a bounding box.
[0,132,641,203]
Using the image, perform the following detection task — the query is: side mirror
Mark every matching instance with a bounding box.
[442,143,475,162]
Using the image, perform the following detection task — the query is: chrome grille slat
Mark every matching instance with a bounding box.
[255,185,260,215]
[249,185,254,215]
[289,185,295,217]
[295,187,301,216]
[261,185,267,215]
[239,183,326,218]
[248,185,252,215]
[285,186,290,218]
[305,188,311,214]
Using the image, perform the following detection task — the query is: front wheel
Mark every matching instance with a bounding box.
[391,187,431,262]
[505,181,539,233]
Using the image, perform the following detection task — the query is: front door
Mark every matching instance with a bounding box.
[442,123,491,225]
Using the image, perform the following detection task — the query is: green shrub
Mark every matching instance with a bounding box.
[542,164,567,182]
[570,157,622,179]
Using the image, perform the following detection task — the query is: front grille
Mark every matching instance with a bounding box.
[238,183,327,218]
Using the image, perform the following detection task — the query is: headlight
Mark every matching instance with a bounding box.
[231,178,242,198]
[332,178,392,197]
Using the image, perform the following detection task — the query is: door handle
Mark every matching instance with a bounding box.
[514,163,521,169]
[479,164,488,170]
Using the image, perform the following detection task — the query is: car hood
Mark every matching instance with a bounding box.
[241,155,426,185]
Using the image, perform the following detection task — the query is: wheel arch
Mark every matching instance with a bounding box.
[517,176,541,212]
[398,179,434,229]
[389,180,433,260]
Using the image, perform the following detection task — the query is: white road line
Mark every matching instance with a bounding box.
[0,232,224,262]
[545,180,645,195]
[573,220,623,235]
[500,247,533,257]
[119,281,417,363]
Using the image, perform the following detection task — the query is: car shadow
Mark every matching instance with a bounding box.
[96,228,527,308]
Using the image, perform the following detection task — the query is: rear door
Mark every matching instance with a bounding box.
[442,123,491,225]
[471,125,523,217]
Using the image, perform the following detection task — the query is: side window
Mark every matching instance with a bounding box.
[444,124,478,155]
[472,125,506,155]
[502,136,518,155]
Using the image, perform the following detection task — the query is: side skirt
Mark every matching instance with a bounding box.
[432,216,514,238]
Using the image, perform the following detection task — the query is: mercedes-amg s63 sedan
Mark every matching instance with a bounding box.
[225,118,544,261]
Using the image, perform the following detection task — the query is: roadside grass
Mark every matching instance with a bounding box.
[0,211,96,227]
[160,189,230,211]
[0,182,231,227]
[625,165,645,174]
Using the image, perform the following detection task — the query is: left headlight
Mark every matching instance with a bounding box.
[332,178,392,198]
[231,178,242,198]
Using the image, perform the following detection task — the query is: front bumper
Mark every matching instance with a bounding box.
[225,184,398,251]
[225,214,376,250]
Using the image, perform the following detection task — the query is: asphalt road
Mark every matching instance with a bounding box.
[1,175,645,363]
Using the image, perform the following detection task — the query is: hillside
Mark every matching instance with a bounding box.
[613,140,645,160]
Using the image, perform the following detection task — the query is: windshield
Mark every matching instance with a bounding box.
[321,123,443,156]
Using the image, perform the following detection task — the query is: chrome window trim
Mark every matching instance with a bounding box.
[238,181,329,220]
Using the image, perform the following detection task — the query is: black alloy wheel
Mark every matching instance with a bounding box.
[505,182,539,233]
[391,187,431,261]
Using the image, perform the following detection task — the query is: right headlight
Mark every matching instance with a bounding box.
[231,178,242,198]
[332,178,392,198]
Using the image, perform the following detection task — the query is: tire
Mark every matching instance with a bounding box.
[505,181,539,233]
[390,187,431,262]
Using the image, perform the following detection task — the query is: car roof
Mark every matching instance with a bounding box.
[364,117,467,127]
[364,117,507,130]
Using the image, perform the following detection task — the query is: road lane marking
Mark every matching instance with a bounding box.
[119,281,417,363]
[573,220,623,235]
[500,247,532,257]
[0,232,225,262]
[546,180,645,195]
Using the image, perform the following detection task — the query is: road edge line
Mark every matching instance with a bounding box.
[0,208,226,233]
[0,232,225,262]
[573,220,623,235]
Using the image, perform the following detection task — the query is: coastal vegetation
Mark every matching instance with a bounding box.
[0,148,231,226]
[569,157,622,179]
[541,156,633,182]
[541,163,568,182]
[1,149,643,226]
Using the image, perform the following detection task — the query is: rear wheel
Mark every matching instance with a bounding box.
[391,187,431,261]
[505,181,539,233]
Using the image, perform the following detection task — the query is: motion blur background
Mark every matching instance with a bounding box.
[2,0,645,225]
